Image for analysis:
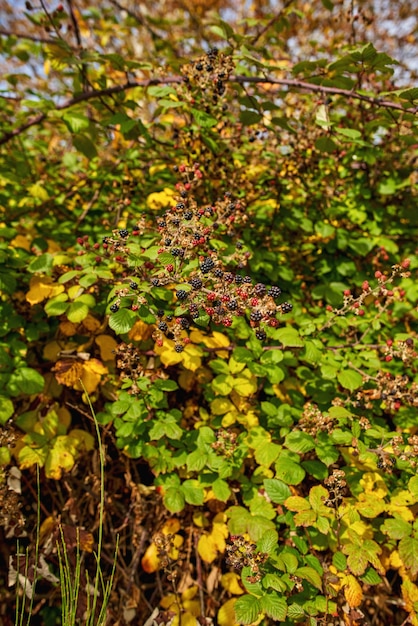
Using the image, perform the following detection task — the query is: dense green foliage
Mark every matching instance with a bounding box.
[0,2,417,624]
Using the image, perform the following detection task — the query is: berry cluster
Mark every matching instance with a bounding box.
[355,371,418,413]
[225,536,268,583]
[323,469,348,508]
[297,402,336,437]
[181,47,235,107]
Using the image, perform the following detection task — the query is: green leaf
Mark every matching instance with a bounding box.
[337,369,363,391]
[27,253,53,274]
[257,529,278,555]
[259,593,287,620]
[191,108,218,128]
[8,368,45,396]
[274,328,304,348]
[285,431,315,454]
[0,396,14,425]
[62,111,90,133]
[263,478,291,504]
[187,449,208,472]
[399,536,418,576]
[181,479,205,505]
[163,487,185,513]
[234,595,262,625]
[315,136,338,152]
[108,308,137,334]
[212,478,231,502]
[66,301,89,323]
[73,134,98,159]
[240,110,262,126]
[332,551,347,571]
[275,458,305,485]
[295,566,323,590]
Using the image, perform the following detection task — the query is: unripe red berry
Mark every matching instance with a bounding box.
[401,258,410,269]
[387,290,394,297]
[375,270,382,278]
[131,304,138,311]
[93,242,100,249]
[386,339,393,346]
[358,309,365,316]
[343,289,351,296]
[95,256,101,263]
[326,305,333,311]
[362,281,369,291]
[179,164,186,172]
[166,264,174,272]
[385,355,392,362]
[77,237,84,245]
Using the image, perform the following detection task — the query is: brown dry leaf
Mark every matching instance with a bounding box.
[53,359,84,387]
[81,314,102,332]
[128,320,154,342]
[59,320,78,336]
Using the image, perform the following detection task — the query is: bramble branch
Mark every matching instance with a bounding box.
[1,73,416,147]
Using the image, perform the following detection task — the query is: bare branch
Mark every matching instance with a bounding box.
[0,28,60,45]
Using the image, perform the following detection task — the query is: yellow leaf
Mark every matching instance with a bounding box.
[221,410,239,427]
[146,187,177,210]
[402,579,418,623]
[67,285,84,300]
[221,573,245,595]
[344,574,363,607]
[232,374,257,397]
[53,359,84,388]
[57,406,72,430]
[96,334,118,362]
[198,534,218,563]
[45,440,75,479]
[141,542,160,573]
[218,598,239,626]
[359,472,388,498]
[389,550,403,569]
[26,275,65,305]
[193,511,209,528]
[75,358,108,394]
[162,518,181,534]
[29,182,49,201]
[155,339,184,366]
[128,320,154,341]
[182,344,203,371]
[39,516,56,545]
[69,429,95,451]
[10,234,31,251]
[43,340,63,362]
[149,164,168,176]
[211,398,235,415]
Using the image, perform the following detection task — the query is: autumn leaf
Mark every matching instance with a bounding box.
[26,275,65,305]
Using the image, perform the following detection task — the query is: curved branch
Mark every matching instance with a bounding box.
[1,74,416,147]
[231,75,418,115]
[0,28,60,45]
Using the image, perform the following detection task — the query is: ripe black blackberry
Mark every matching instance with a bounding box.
[165,238,172,246]
[243,276,252,284]
[157,309,165,317]
[176,203,185,210]
[224,273,234,283]
[184,211,193,220]
[235,275,243,284]
[119,229,129,238]
[172,248,181,257]
[175,344,184,353]
[200,257,215,274]
[214,269,224,278]
[228,300,238,311]
[281,302,293,313]
[176,290,188,300]
[268,286,282,298]
[158,321,168,332]
[180,318,190,329]
[250,310,263,323]
[130,282,138,290]
[254,283,266,296]
[110,303,119,313]
[190,310,200,319]
[189,277,203,290]
[151,278,159,286]
[256,329,267,341]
